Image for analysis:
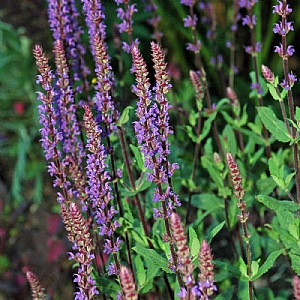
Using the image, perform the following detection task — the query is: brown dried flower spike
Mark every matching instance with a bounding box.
[226,152,245,200]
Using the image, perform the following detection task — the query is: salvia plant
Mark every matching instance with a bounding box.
[26,0,300,299]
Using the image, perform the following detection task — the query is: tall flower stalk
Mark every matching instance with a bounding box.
[272,0,300,201]
[226,152,253,300]
[239,0,271,158]
[131,43,183,287]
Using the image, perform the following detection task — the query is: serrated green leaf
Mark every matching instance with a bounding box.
[267,83,280,100]
[116,106,133,126]
[214,260,247,281]
[290,253,300,276]
[257,195,300,212]
[205,221,225,243]
[132,245,172,273]
[270,175,285,188]
[140,260,159,293]
[251,249,283,280]
[285,171,296,187]
[257,107,291,143]
[268,157,284,180]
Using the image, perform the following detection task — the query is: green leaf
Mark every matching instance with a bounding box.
[205,221,225,243]
[251,249,283,280]
[134,255,146,288]
[237,256,248,279]
[130,144,146,172]
[140,260,159,293]
[251,260,259,277]
[296,107,300,122]
[191,193,224,211]
[189,227,200,258]
[214,260,247,281]
[186,125,198,143]
[201,110,218,141]
[222,125,237,157]
[256,195,300,212]
[285,171,296,187]
[96,275,120,296]
[268,157,284,180]
[132,245,172,274]
[116,106,133,126]
[290,253,300,276]
[267,83,280,101]
[257,107,291,143]
[214,286,234,300]
[201,156,223,187]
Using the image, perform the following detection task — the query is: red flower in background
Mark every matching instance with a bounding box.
[13,101,25,115]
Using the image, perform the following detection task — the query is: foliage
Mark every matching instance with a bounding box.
[2,0,300,299]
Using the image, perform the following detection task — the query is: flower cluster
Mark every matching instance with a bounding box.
[26,272,45,300]
[181,0,201,53]
[145,2,163,43]
[83,105,121,246]
[194,240,217,298]
[81,0,106,56]
[115,0,139,53]
[170,213,194,289]
[273,0,297,90]
[190,70,204,111]
[61,202,98,299]
[119,265,138,300]
[170,213,217,300]
[226,153,245,200]
[48,0,90,95]
[132,43,180,219]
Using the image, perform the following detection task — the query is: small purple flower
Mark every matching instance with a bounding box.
[183,15,198,28]
[242,14,256,26]
[274,44,294,58]
[108,263,118,276]
[245,42,261,54]
[180,0,194,7]
[273,21,294,35]
[273,1,292,16]
[287,45,295,56]
[186,40,202,53]
[177,287,187,298]
[239,0,258,9]
[281,73,297,90]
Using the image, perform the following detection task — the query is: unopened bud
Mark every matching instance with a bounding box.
[261,65,274,84]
